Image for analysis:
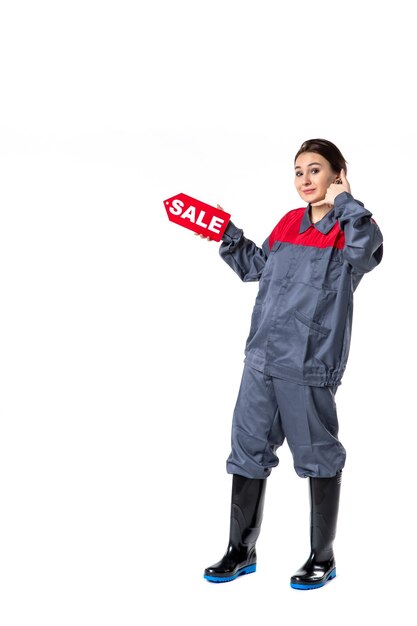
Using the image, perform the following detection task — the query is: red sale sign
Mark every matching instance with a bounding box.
[164,193,231,242]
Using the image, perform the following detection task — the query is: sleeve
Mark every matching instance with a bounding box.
[219,220,270,282]
[333,192,383,274]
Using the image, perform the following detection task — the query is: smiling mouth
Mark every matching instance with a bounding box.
[303,189,316,194]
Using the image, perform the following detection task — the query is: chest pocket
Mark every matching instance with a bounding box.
[261,241,282,280]
[311,247,344,289]
[267,241,297,281]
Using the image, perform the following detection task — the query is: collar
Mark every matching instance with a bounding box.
[299,204,337,235]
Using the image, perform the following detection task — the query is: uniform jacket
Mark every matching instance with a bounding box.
[220,192,383,387]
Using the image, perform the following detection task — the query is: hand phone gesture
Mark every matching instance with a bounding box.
[312,169,351,208]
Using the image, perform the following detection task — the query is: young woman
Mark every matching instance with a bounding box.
[203,139,383,589]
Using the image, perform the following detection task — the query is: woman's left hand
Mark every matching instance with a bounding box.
[312,169,351,208]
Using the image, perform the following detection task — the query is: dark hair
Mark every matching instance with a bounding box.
[294,138,347,175]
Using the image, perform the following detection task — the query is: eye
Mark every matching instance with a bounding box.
[311,168,320,175]
[295,171,303,177]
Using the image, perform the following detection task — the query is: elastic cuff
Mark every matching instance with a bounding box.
[221,220,243,242]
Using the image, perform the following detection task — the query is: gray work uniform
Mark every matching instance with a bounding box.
[220,192,383,478]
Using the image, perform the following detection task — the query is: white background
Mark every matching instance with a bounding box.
[0,1,415,624]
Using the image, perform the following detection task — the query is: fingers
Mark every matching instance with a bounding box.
[194,232,213,241]
[311,199,328,208]
[340,169,351,193]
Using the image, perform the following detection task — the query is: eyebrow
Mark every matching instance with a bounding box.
[294,162,322,169]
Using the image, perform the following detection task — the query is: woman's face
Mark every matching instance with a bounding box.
[294,152,339,205]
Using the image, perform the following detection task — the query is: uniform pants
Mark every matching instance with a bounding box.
[227,364,346,479]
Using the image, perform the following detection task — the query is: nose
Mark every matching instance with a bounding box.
[302,173,311,186]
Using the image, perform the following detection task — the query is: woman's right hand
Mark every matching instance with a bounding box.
[194,204,225,241]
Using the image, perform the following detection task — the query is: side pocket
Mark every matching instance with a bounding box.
[294,310,331,336]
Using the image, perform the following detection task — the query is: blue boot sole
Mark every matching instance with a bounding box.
[290,568,336,590]
[204,564,256,583]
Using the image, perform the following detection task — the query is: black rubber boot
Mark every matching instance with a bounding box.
[290,471,342,590]
[204,474,267,583]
